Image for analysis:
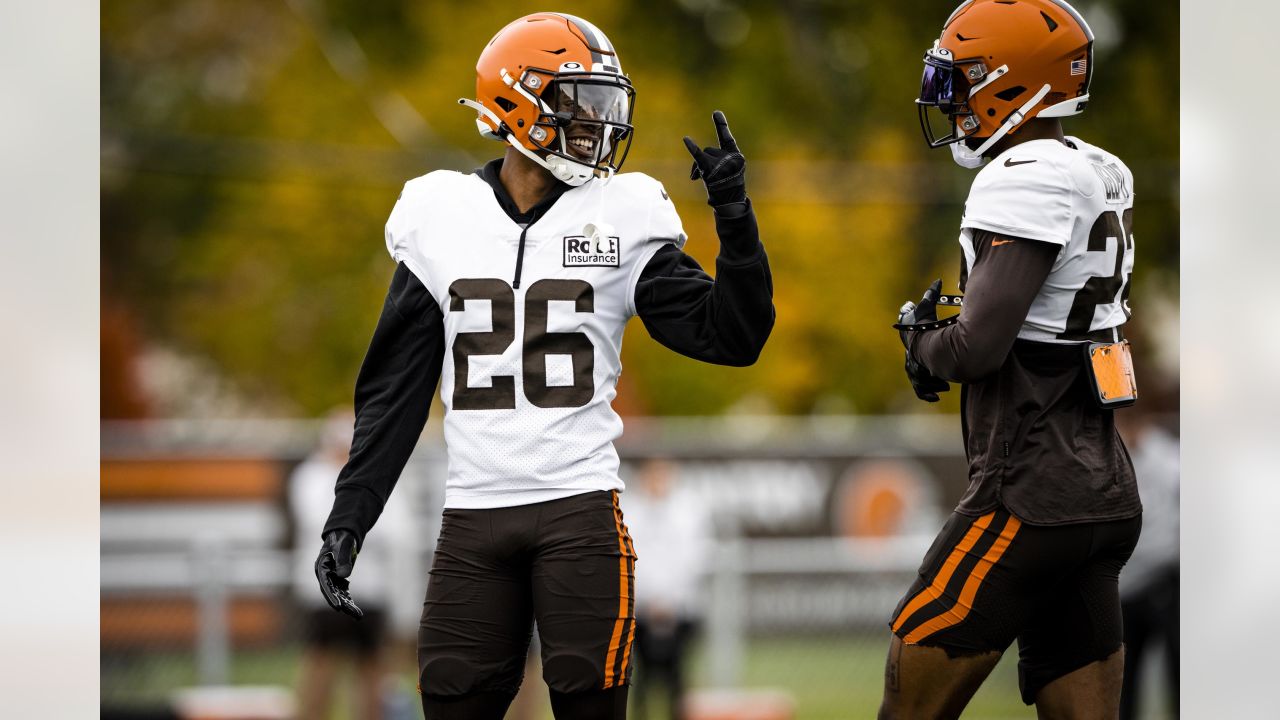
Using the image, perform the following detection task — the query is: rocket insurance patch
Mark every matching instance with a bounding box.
[563,235,620,268]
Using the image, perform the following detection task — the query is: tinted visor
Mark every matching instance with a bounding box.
[918,54,967,111]
[535,73,637,174]
[919,59,954,105]
[554,79,632,124]
[916,50,972,148]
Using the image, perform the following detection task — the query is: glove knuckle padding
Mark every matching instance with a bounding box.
[707,167,744,189]
[706,155,733,177]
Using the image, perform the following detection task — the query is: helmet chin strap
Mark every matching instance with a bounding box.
[459,94,609,241]
[584,168,616,253]
[457,97,596,187]
[543,154,595,187]
[950,83,1052,169]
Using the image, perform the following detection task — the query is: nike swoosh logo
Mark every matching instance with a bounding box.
[1004,158,1037,167]
[991,238,1016,246]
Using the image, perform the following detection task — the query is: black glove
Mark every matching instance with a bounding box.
[683,110,747,207]
[897,279,951,403]
[315,529,364,619]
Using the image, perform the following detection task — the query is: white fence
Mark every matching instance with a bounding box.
[100,416,960,708]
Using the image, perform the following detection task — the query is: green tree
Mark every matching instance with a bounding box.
[102,0,1177,417]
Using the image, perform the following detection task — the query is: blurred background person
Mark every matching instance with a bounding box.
[290,410,413,720]
[624,458,711,720]
[1116,392,1180,720]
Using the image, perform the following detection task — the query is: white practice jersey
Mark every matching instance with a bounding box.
[959,136,1135,343]
[387,171,686,509]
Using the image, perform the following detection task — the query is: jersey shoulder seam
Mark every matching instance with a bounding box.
[961,217,1070,245]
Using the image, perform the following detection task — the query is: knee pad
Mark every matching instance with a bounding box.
[542,651,608,694]
[549,686,629,720]
[419,655,481,697]
[419,651,528,697]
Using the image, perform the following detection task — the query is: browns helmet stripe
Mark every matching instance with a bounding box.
[557,13,620,70]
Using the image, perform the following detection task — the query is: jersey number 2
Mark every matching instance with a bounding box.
[1058,208,1133,339]
[448,278,595,410]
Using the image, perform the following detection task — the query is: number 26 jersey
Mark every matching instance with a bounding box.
[387,169,683,509]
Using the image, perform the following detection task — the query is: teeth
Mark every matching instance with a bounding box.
[570,138,595,150]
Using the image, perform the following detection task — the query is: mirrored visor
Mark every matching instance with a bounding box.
[916,50,977,149]
[918,53,968,111]
[553,79,632,124]
[919,60,952,104]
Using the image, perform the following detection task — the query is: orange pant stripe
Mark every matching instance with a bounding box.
[903,515,1022,644]
[603,492,632,688]
[891,512,995,633]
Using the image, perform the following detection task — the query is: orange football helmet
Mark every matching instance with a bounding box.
[458,13,635,186]
[917,0,1094,168]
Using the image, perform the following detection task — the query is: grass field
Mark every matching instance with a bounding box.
[103,634,1050,719]
[104,633,1177,718]
[690,636,1035,719]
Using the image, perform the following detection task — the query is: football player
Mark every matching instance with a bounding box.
[880,1,1141,717]
[313,13,774,720]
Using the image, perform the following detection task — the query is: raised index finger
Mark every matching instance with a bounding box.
[712,110,738,153]
[921,278,942,304]
[682,135,704,160]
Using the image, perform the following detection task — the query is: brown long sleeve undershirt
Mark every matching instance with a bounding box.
[909,231,1060,383]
